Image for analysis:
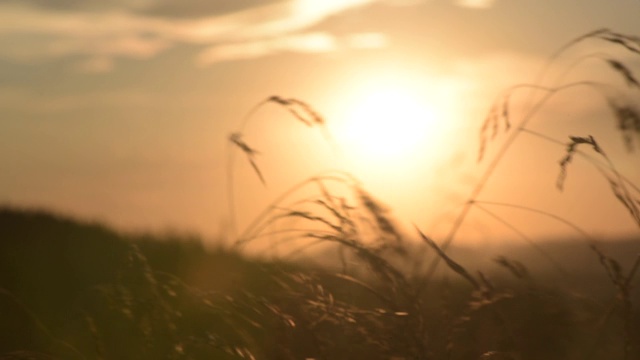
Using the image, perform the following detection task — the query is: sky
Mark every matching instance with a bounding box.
[2,0,640,249]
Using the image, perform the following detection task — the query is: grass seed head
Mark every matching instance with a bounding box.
[606,59,640,88]
[557,135,603,190]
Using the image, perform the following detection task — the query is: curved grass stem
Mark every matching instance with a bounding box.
[421,81,605,285]
[226,97,336,244]
[235,171,358,247]
[420,29,640,283]
[472,202,568,275]
[226,99,270,243]
[472,200,596,243]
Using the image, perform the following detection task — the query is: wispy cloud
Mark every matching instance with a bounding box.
[0,0,398,72]
[0,87,155,113]
[197,31,388,66]
[455,0,497,9]
[197,32,337,65]
[75,57,115,73]
[346,32,389,49]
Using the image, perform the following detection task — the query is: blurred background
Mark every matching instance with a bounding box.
[1,0,640,247]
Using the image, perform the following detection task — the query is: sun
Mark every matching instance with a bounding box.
[326,78,458,224]
[340,87,438,162]
[334,77,456,177]
[323,68,468,221]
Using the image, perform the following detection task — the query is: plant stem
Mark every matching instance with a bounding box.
[421,81,602,285]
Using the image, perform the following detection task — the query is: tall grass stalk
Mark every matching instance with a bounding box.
[421,29,640,285]
[221,29,640,359]
[226,97,330,243]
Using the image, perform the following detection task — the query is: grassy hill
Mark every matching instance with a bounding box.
[0,207,298,359]
[1,206,639,359]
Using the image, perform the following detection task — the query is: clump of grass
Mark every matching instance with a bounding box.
[556,134,640,227]
[223,28,640,360]
[556,135,604,191]
[226,95,330,241]
[27,28,637,360]
[0,287,85,359]
[10,29,638,359]
[426,28,640,281]
[588,244,640,359]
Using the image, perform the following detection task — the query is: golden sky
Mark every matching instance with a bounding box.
[1,0,640,246]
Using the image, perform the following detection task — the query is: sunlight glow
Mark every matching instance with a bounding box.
[326,70,469,225]
[337,86,440,163]
[293,0,373,18]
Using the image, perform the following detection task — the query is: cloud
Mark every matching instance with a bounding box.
[345,32,388,49]
[141,0,282,19]
[75,57,114,73]
[0,0,283,18]
[381,0,424,5]
[197,31,388,65]
[455,0,496,9]
[0,87,155,112]
[0,0,398,71]
[51,35,171,59]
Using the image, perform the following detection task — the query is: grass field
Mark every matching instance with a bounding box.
[1,207,638,360]
[2,29,640,359]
